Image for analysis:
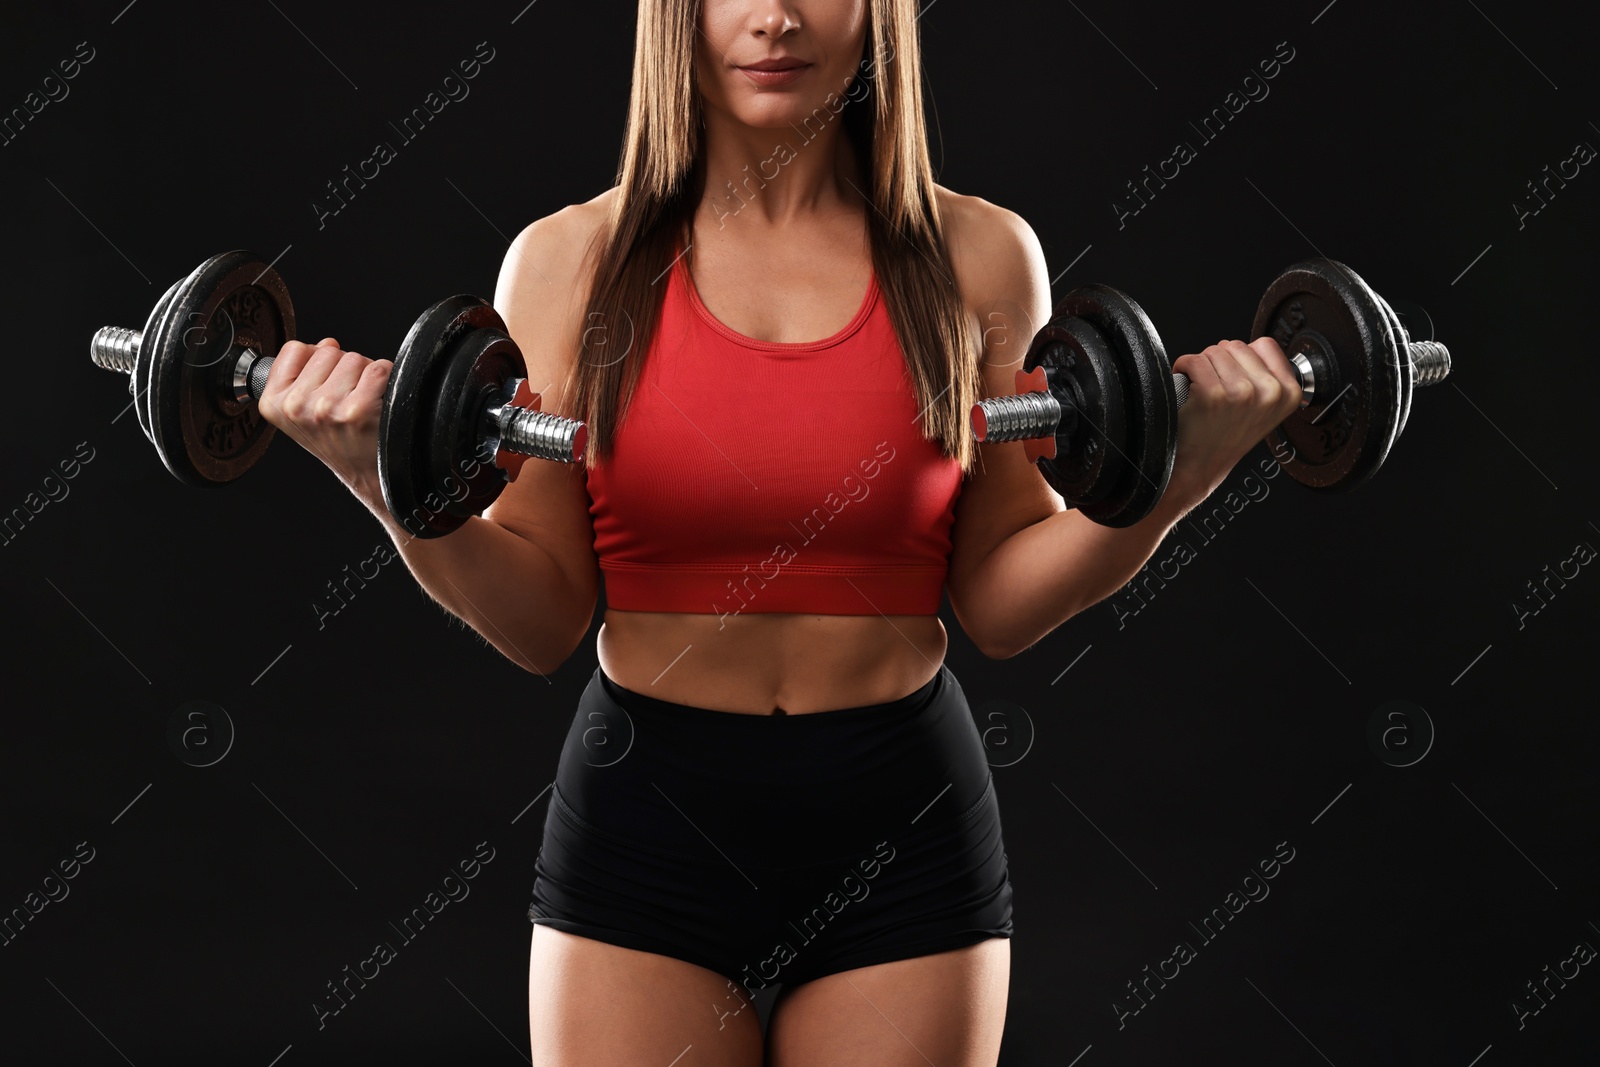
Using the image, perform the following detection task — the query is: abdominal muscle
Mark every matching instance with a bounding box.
[595,609,948,715]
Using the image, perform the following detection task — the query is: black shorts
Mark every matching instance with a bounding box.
[528,663,1013,991]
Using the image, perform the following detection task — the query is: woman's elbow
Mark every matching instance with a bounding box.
[977,627,1031,661]
[951,598,1021,660]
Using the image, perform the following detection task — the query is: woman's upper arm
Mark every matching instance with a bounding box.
[481,198,609,610]
[942,195,1063,617]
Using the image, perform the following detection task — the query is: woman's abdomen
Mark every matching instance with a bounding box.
[595,608,948,715]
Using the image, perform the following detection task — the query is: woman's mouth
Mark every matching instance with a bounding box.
[737,61,811,87]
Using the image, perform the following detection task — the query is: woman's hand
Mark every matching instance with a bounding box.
[255,337,393,508]
[1165,337,1303,508]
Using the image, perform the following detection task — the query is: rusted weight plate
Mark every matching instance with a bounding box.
[142,251,293,487]
[1253,259,1402,491]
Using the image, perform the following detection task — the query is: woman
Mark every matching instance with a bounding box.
[257,2,1302,1062]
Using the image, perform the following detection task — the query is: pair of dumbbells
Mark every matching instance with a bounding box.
[971,259,1452,526]
[90,250,586,538]
[99,253,1448,536]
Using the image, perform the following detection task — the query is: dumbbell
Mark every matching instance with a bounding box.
[970,258,1452,527]
[90,250,586,538]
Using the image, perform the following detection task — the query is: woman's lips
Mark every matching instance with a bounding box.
[737,64,811,87]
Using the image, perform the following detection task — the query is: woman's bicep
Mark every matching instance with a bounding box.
[944,199,1061,609]
[484,205,607,604]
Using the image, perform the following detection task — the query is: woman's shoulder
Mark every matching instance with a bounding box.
[933,183,1043,283]
[500,186,617,291]
[931,182,1050,322]
[491,187,618,410]
[494,186,617,323]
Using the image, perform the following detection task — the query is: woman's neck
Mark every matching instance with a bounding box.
[697,103,865,230]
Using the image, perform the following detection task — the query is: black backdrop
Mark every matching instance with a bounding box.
[2,1,1596,1064]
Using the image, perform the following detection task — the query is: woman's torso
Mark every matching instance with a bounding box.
[595,200,954,716]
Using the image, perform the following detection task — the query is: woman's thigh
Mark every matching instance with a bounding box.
[528,925,764,1066]
[765,937,1011,1066]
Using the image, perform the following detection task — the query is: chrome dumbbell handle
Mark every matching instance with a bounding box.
[974,340,1452,444]
[89,325,585,464]
[1171,339,1450,410]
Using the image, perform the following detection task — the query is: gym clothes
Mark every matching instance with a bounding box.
[528,663,1014,991]
[584,239,964,616]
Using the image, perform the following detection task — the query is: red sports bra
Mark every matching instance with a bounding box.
[584,241,964,619]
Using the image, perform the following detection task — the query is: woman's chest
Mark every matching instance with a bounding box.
[686,230,872,345]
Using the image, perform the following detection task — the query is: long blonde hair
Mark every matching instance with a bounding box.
[564,0,979,473]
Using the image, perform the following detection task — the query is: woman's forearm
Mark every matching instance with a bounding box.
[963,478,1205,659]
[353,482,595,676]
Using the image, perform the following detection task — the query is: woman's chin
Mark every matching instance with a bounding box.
[721,98,837,132]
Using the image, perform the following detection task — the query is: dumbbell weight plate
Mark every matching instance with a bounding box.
[133,276,184,447]
[1016,317,1128,508]
[380,295,516,539]
[428,325,527,522]
[1367,277,1415,440]
[140,251,294,487]
[1253,259,1402,491]
[1056,284,1177,528]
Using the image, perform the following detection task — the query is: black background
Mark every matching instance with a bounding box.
[2,0,1596,1064]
